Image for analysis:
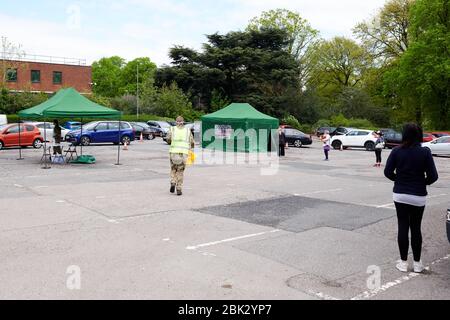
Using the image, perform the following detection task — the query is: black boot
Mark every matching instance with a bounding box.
[177,189,182,196]
[170,184,175,193]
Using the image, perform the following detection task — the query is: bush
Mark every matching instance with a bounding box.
[281,115,301,129]
[329,114,350,127]
[313,119,332,129]
[346,118,375,130]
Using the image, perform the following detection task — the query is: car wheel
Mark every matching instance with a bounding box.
[365,141,375,151]
[147,133,155,140]
[80,136,91,146]
[121,135,131,145]
[294,140,302,148]
[0,140,3,150]
[33,138,42,149]
[332,140,342,150]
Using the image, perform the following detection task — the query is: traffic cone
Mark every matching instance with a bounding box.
[123,141,128,150]
[140,132,143,142]
[340,143,343,151]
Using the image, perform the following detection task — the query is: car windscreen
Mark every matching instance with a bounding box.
[159,122,171,128]
[83,122,98,130]
[136,122,150,129]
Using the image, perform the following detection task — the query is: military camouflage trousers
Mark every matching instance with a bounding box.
[170,153,188,191]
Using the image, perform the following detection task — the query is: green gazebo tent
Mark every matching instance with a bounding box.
[201,103,279,152]
[18,87,121,119]
[18,87,123,165]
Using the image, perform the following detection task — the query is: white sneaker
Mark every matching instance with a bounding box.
[413,261,425,273]
[396,260,408,272]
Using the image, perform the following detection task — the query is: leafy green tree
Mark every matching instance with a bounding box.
[120,57,157,96]
[384,0,449,129]
[92,56,125,97]
[247,9,319,86]
[353,0,414,62]
[153,82,195,120]
[210,89,230,112]
[156,28,300,117]
[309,37,372,89]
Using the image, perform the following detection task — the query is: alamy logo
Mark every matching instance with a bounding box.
[66,5,81,30]
[66,265,81,290]
[366,265,381,290]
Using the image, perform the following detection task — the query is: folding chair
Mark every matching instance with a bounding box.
[64,142,78,163]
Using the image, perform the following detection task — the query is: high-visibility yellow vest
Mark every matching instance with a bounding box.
[169,126,190,154]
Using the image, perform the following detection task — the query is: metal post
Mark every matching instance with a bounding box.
[136,64,139,119]
[80,118,83,156]
[115,118,121,165]
[17,119,23,160]
[41,119,50,169]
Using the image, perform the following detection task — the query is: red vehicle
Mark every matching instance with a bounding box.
[423,132,435,142]
[0,123,43,150]
[431,131,450,138]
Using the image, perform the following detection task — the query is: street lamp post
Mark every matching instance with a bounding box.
[136,64,139,119]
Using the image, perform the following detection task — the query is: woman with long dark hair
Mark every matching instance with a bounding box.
[384,123,438,273]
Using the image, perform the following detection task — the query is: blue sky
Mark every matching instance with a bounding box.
[1,0,386,66]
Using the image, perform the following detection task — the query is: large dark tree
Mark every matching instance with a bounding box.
[156,28,300,117]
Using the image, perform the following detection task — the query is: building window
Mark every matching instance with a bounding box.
[31,70,41,83]
[6,68,17,82]
[53,71,62,84]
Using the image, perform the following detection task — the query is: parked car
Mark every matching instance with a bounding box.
[379,128,396,136]
[316,126,336,137]
[284,128,313,147]
[0,123,43,150]
[330,129,377,151]
[431,131,450,138]
[423,132,435,143]
[384,131,403,149]
[65,121,135,146]
[330,127,355,136]
[25,121,71,142]
[130,122,157,140]
[63,121,82,130]
[147,121,172,136]
[422,136,450,156]
[447,208,450,244]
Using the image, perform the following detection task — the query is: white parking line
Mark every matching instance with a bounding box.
[351,254,450,300]
[376,203,395,208]
[186,229,281,250]
[307,290,340,300]
[427,193,447,199]
[294,188,343,196]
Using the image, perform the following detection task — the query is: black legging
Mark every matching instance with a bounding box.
[395,202,425,262]
[375,149,382,163]
[279,144,285,156]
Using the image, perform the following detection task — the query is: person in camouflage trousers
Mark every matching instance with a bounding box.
[166,116,195,196]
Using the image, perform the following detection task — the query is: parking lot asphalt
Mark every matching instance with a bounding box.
[0,138,449,299]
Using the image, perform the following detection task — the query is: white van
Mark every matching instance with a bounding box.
[0,114,7,126]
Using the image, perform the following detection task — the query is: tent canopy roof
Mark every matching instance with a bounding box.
[18,87,121,119]
[201,103,277,121]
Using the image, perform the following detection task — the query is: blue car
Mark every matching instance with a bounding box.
[65,121,135,146]
[63,121,82,130]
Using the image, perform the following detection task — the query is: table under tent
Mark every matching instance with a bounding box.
[17,87,123,168]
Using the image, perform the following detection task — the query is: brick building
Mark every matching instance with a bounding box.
[1,54,92,94]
